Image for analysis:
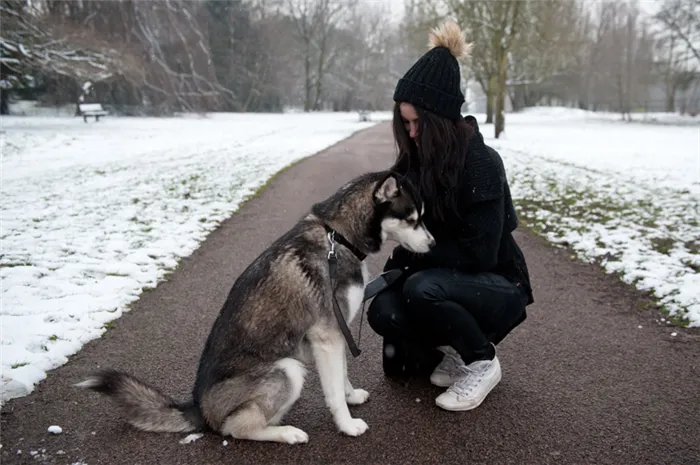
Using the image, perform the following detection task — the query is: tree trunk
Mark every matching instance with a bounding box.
[313,49,325,110]
[241,85,255,112]
[494,49,508,138]
[1,91,9,115]
[508,86,521,112]
[485,74,495,124]
[665,81,676,112]
[493,0,519,135]
[616,73,626,120]
[304,39,312,112]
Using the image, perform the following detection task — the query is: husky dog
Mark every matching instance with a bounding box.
[77,170,434,444]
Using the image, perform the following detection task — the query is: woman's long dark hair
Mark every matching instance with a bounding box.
[391,102,474,223]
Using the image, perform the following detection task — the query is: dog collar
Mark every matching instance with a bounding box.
[323,224,367,262]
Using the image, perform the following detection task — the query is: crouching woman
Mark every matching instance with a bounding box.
[367,19,534,412]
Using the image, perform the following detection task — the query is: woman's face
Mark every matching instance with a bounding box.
[399,103,419,143]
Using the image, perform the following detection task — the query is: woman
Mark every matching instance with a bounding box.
[367,20,534,412]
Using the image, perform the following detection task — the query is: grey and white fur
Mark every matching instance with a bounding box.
[76,170,435,445]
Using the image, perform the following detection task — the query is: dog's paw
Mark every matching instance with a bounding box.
[279,426,309,444]
[346,388,370,405]
[338,418,368,437]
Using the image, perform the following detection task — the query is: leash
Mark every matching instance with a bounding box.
[323,226,405,358]
[326,229,363,358]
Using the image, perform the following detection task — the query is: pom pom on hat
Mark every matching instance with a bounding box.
[428,19,472,59]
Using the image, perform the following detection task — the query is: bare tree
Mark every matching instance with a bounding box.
[653,0,700,112]
[0,0,120,113]
[523,0,666,116]
[1,0,240,115]
[491,0,521,138]
[323,1,395,110]
[285,0,355,111]
[590,1,656,119]
[0,0,444,116]
[507,0,584,111]
[655,0,700,63]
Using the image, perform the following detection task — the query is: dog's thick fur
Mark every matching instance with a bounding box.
[77,171,435,444]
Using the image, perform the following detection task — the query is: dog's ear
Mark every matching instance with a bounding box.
[374,173,400,203]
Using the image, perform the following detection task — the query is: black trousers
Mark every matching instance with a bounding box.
[367,268,527,377]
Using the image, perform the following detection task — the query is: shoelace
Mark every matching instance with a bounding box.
[447,364,486,397]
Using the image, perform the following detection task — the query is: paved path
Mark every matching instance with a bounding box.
[2,123,699,465]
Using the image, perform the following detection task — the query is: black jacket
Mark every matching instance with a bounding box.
[386,116,534,321]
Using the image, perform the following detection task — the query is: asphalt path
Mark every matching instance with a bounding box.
[2,122,699,465]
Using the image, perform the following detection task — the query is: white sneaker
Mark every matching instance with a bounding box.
[430,346,464,387]
[435,356,502,411]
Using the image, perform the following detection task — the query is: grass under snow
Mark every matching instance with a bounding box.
[482,108,699,328]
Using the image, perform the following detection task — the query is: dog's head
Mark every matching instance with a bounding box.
[372,173,435,253]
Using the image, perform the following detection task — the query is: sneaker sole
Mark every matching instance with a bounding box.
[434,368,502,412]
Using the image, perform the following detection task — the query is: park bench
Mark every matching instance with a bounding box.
[79,103,108,123]
[358,110,371,122]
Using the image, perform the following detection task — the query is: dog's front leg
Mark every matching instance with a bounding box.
[310,331,368,436]
[342,279,369,405]
[343,352,369,405]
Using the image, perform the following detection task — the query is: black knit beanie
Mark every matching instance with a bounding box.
[393,20,471,121]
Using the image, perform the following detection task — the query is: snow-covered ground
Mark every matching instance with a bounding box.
[0,111,390,405]
[479,107,699,328]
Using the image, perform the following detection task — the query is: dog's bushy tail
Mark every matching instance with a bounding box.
[76,369,204,433]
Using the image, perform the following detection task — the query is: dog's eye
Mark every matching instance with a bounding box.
[404,210,419,224]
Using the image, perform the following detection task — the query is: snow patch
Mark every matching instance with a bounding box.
[179,433,203,444]
[0,111,388,406]
[479,108,699,327]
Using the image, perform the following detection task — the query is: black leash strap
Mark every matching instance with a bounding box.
[362,268,405,301]
[327,231,362,358]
